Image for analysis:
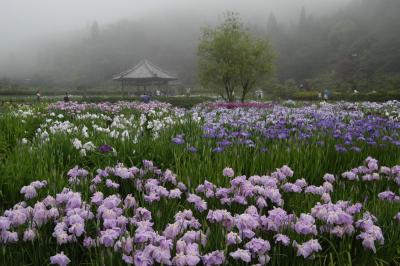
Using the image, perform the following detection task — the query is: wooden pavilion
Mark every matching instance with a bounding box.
[112,59,178,96]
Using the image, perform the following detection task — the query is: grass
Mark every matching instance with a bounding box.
[0,101,400,265]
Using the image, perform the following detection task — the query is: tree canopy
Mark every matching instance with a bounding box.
[198,12,274,102]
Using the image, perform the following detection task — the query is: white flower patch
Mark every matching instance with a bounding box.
[72,138,82,149]
[72,138,96,157]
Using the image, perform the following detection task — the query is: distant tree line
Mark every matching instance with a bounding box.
[1,0,399,96]
[267,0,400,94]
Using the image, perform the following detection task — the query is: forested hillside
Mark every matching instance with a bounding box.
[269,0,400,92]
[1,0,399,93]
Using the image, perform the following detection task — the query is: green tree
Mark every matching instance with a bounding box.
[198,12,274,102]
[237,34,274,102]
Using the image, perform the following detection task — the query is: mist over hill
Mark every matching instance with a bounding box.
[0,0,399,93]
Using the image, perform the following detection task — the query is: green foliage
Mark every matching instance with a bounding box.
[198,12,274,102]
[285,90,400,102]
[198,12,243,101]
[291,91,319,101]
[330,91,400,102]
[153,96,213,109]
[1,103,400,264]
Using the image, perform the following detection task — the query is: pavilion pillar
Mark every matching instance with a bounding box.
[121,80,125,96]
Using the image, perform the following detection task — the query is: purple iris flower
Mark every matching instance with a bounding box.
[172,137,185,145]
[213,147,224,153]
[335,145,347,153]
[217,140,232,147]
[98,144,113,153]
[350,146,362,153]
[187,146,197,153]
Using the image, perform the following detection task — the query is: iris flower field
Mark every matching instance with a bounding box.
[1,100,400,265]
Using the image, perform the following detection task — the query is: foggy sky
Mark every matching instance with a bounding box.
[0,0,351,50]
[0,0,353,79]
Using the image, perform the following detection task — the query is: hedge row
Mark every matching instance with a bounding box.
[290,91,400,102]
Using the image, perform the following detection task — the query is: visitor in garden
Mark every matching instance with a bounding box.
[64,92,70,102]
[141,94,151,103]
[323,89,331,100]
[36,90,41,102]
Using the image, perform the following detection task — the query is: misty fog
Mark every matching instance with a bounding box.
[0,0,351,80]
[2,0,399,94]
[0,0,351,45]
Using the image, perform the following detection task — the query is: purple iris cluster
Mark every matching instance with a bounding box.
[47,100,400,155]
[193,101,400,152]
[210,102,273,109]
[2,156,399,265]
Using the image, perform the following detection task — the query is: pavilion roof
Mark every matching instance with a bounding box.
[113,59,177,81]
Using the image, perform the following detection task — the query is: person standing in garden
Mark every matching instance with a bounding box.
[64,92,70,102]
[36,90,41,102]
[323,89,331,100]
